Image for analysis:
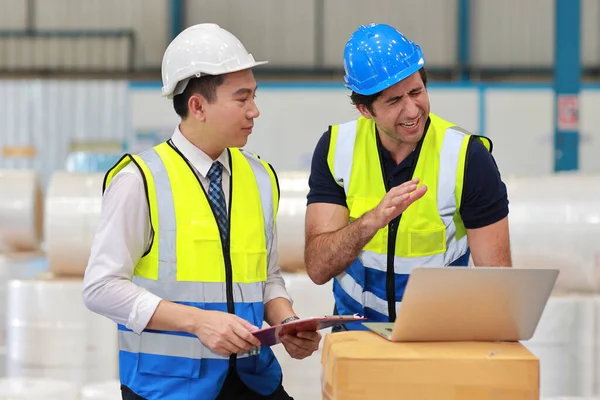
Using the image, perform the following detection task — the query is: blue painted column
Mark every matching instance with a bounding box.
[458,0,470,81]
[170,0,184,40]
[554,0,581,171]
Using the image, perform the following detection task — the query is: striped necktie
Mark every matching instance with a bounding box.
[206,161,228,246]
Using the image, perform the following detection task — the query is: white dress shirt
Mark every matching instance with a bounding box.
[82,127,293,334]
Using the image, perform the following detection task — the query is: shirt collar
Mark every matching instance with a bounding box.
[170,126,231,178]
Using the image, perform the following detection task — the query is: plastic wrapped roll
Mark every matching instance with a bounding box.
[0,253,47,346]
[0,170,44,252]
[6,278,118,388]
[277,171,310,273]
[0,377,79,399]
[0,251,48,279]
[521,295,598,397]
[44,172,104,276]
[506,174,600,293]
[7,365,115,391]
[81,380,122,400]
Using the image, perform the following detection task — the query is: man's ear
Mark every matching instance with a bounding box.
[188,93,208,121]
[356,104,374,120]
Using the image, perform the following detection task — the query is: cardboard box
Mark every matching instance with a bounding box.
[321,331,539,400]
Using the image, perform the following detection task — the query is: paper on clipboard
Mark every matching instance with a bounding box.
[253,314,366,347]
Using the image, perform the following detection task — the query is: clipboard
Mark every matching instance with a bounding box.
[252,315,366,346]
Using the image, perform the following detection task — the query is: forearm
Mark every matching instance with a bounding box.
[145,300,203,333]
[472,248,512,267]
[264,297,296,327]
[82,274,162,332]
[305,213,379,285]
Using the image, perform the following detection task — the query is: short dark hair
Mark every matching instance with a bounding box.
[349,67,428,115]
[173,74,225,119]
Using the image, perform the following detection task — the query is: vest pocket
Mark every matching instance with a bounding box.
[406,226,446,257]
[137,332,201,379]
[183,219,226,281]
[231,249,268,282]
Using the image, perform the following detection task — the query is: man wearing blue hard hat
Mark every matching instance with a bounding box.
[304,23,511,330]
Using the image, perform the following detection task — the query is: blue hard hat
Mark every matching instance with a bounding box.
[343,23,425,95]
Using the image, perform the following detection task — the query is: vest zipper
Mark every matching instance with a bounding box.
[223,150,235,316]
[380,154,400,322]
[386,217,400,321]
[223,150,236,368]
[376,120,429,322]
[385,152,419,322]
[166,141,236,367]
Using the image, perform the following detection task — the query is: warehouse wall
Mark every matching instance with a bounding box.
[2,80,600,186]
[2,0,600,71]
[130,82,600,177]
[0,80,129,185]
[0,0,167,70]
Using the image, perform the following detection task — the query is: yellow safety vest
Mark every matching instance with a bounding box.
[103,140,283,399]
[328,113,491,321]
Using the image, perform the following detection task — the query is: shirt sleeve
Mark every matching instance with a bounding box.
[82,165,162,334]
[460,138,510,229]
[306,130,348,207]
[263,225,293,305]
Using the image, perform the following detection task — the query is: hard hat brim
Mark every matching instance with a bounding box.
[349,63,423,96]
[162,60,269,99]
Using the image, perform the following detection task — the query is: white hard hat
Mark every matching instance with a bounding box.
[161,23,268,99]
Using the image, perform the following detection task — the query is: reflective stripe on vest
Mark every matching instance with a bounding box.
[130,276,265,303]
[336,270,401,317]
[328,114,491,318]
[118,330,253,361]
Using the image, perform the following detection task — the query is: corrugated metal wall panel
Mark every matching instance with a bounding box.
[0,0,27,29]
[0,36,131,71]
[32,0,167,69]
[582,0,600,68]
[471,0,554,68]
[0,81,30,171]
[0,80,130,186]
[322,0,458,68]
[184,0,316,67]
[3,0,600,71]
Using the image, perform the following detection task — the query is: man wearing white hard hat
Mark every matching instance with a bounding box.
[83,23,319,400]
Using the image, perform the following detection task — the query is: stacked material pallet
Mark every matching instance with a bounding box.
[507,174,600,397]
[0,169,118,389]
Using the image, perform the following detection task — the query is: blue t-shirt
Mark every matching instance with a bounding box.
[307,117,509,230]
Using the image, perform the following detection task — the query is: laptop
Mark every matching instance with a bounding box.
[363,266,559,342]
